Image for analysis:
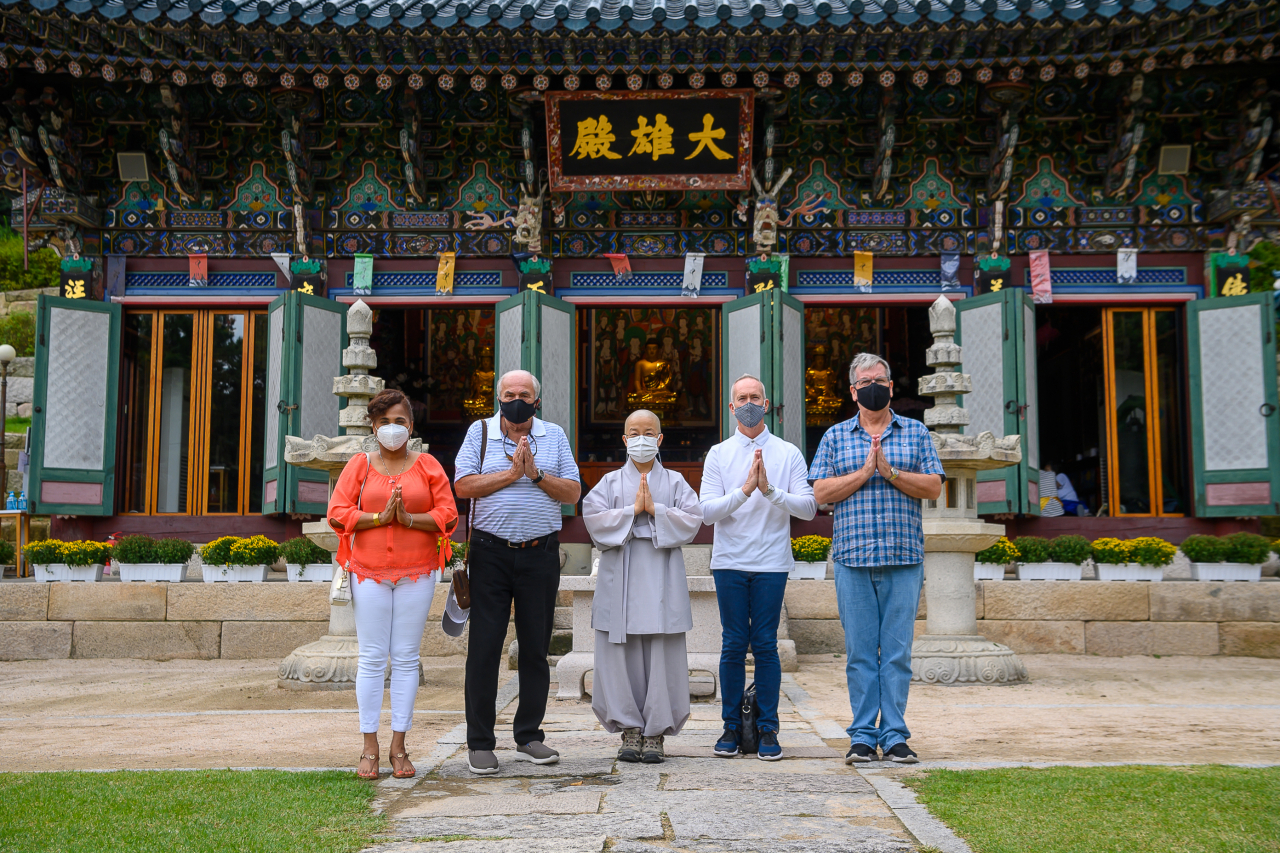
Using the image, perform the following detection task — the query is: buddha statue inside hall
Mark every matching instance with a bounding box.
[463,347,496,419]
[805,344,844,425]
[627,338,677,413]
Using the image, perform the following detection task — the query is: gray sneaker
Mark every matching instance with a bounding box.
[618,728,642,763]
[641,735,665,764]
[515,741,560,765]
[467,749,500,775]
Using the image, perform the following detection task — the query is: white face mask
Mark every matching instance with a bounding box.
[626,434,660,464]
[376,424,410,451]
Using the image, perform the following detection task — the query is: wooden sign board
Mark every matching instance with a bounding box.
[547,90,753,192]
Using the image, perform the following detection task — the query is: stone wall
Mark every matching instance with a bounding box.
[785,580,1280,658]
[0,287,54,421]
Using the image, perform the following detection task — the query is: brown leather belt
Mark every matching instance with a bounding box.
[472,529,559,551]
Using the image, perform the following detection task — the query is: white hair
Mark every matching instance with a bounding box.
[497,369,541,398]
[730,373,766,398]
[848,353,892,384]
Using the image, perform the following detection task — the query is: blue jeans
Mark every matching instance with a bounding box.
[834,562,923,750]
[712,569,788,734]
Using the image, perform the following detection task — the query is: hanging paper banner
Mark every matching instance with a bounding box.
[975,254,1011,294]
[435,252,456,296]
[1116,248,1138,285]
[603,253,632,280]
[516,255,553,294]
[188,253,208,288]
[270,252,292,286]
[940,253,961,290]
[353,254,374,295]
[853,251,873,293]
[746,256,780,293]
[291,256,325,297]
[1210,251,1252,297]
[777,254,790,293]
[1029,250,1053,304]
[59,255,96,300]
[105,255,126,300]
[681,253,705,298]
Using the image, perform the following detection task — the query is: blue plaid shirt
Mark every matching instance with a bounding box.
[808,411,945,568]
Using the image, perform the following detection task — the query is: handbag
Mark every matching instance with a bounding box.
[738,681,761,755]
[330,453,372,607]
[451,419,488,610]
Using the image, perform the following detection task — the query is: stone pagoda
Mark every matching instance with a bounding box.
[276,299,422,690]
[913,294,1028,685]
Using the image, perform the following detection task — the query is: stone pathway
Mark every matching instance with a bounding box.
[363,675,954,853]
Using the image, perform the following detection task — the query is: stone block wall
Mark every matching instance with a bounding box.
[784,580,1280,658]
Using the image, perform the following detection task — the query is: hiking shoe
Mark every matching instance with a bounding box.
[757,730,783,761]
[713,726,740,757]
[618,728,642,763]
[883,742,919,764]
[515,741,560,765]
[641,735,665,764]
[467,749,499,775]
[845,743,877,764]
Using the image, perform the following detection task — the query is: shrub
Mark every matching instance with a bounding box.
[1048,535,1091,565]
[0,227,61,293]
[446,540,467,569]
[1180,534,1226,564]
[155,538,195,564]
[1091,537,1131,565]
[1273,539,1280,557]
[1012,536,1052,564]
[976,536,1020,565]
[1222,532,1272,565]
[0,311,35,357]
[1128,537,1176,568]
[227,535,279,567]
[280,536,331,566]
[199,536,238,566]
[22,539,62,564]
[0,539,14,564]
[112,535,158,564]
[792,535,832,563]
[58,540,112,567]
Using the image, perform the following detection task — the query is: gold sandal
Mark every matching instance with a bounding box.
[357,752,379,779]
[390,750,415,779]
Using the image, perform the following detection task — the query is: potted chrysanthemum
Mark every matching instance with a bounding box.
[200,535,279,583]
[26,540,111,582]
[790,535,832,580]
[1015,535,1087,581]
[115,535,196,583]
[1186,533,1268,582]
[281,536,335,583]
[974,536,1018,581]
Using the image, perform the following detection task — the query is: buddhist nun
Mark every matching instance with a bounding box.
[583,409,704,764]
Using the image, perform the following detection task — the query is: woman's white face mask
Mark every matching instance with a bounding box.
[376,424,410,451]
[626,434,661,464]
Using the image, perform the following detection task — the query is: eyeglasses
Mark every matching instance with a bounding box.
[853,378,891,390]
[502,431,537,460]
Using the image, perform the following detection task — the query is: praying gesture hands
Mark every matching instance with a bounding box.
[508,436,539,480]
[393,485,414,526]
[379,488,399,526]
[742,448,770,496]
[634,473,656,516]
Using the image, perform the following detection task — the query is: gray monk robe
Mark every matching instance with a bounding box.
[583,460,704,737]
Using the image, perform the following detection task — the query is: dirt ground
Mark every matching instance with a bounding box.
[4,654,1279,771]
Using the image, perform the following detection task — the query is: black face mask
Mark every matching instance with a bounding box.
[856,383,892,412]
[500,398,538,425]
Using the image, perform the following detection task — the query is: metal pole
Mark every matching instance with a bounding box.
[0,361,8,492]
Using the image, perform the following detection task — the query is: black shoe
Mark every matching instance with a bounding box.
[845,743,876,764]
[713,726,740,757]
[883,742,919,764]
[757,730,783,761]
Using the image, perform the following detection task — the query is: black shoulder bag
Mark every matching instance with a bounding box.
[452,422,488,609]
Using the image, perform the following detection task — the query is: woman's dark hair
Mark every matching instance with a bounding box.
[367,389,411,423]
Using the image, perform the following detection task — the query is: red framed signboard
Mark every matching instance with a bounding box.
[546,90,754,192]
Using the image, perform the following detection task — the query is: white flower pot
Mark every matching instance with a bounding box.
[202,564,269,583]
[1096,563,1165,582]
[287,562,335,582]
[35,563,105,583]
[117,563,191,583]
[1016,561,1083,581]
[1189,562,1262,582]
[788,561,827,580]
[974,562,1007,581]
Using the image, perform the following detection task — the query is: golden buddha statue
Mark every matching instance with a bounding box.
[462,347,496,419]
[627,339,678,415]
[805,345,844,425]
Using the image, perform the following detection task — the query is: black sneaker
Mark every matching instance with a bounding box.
[757,730,783,761]
[713,726,740,757]
[883,742,919,764]
[845,743,876,764]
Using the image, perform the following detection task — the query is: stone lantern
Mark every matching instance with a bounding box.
[912,294,1028,684]
[277,299,423,690]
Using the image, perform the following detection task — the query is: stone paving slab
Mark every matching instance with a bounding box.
[397,789,602,817]
[666,811,907,845]
[662,771,873,793]
[436,751,616,779]
[664,743,842,759]
[614,840,914,853]
[367,837,607,853]
[391,813,663,840]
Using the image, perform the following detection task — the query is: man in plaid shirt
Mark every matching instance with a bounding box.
[809,352,944,765]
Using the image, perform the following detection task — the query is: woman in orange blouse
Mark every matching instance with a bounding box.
[329,389,458,780]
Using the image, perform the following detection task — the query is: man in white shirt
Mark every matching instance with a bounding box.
[699,374,817,760]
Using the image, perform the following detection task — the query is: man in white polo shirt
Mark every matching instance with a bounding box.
[700,374,816,760]
[455,369,581,776]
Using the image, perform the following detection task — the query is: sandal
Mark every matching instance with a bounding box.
[390,750,416,779]
[357,752,380,780]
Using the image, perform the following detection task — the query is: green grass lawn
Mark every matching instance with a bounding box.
[3,415,29,434]
[907,765,1280,853]
[0,770,385,853]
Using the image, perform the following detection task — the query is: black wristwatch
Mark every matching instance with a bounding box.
[531,468,546,484]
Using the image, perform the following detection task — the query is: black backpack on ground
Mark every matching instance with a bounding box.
[738,681,760,754]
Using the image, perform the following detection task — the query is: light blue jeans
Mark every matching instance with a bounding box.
[833,562,923,750]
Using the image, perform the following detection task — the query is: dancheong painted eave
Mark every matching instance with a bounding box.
[0,0,1249,33]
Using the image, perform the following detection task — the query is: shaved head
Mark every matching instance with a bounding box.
[624,409,662,433]
[730,374,766,400]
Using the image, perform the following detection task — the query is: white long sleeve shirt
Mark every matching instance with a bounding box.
[699,425,817,572]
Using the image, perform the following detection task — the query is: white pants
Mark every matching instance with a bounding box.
[351,573,437,733]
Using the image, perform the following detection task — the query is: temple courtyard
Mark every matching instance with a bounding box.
[3,654,1279,852]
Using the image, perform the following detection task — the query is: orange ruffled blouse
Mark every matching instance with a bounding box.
[328,452,459,584]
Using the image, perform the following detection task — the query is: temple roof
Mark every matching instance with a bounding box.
[0,0,1245,32]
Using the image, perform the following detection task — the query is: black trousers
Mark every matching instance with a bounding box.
[464,534,561,750]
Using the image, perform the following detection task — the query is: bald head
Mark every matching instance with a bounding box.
[624,409,662,434]
[497,369,541,401]
[730,374,767,403]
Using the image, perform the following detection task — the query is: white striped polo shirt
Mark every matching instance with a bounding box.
[454,413,580,542]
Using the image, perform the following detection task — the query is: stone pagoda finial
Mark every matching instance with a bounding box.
[919,294,971,435]
[335,299,381,436]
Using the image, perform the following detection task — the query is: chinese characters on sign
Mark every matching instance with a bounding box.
[548,91,753,191]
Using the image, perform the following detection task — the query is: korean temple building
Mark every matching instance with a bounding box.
[3,0,1278,544]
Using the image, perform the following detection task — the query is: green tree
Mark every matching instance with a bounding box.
[0,224,61,293]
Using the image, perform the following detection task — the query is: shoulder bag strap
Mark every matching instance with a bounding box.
[463,421,487,569]
[347,452,373,567]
